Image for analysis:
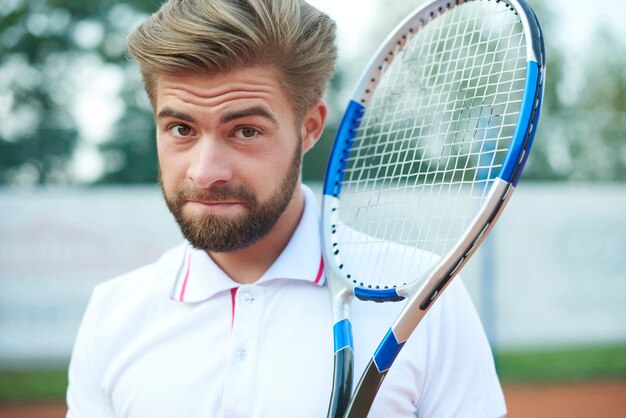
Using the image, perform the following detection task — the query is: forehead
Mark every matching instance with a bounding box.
[155,67,293,118]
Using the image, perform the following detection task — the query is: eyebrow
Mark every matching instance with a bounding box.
[157,107,196,123]
[156,105,280,128]
[220,106,280,128]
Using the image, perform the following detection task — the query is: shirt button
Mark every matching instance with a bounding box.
[241,293,254,304]
[236,349,247,361]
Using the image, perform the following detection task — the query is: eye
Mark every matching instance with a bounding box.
[233,127,260,140]
[168,123,194,138]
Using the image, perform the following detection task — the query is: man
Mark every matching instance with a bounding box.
[67,1,506,417]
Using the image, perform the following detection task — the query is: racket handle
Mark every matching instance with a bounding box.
[344,359,388,418]
[327,347,354,418]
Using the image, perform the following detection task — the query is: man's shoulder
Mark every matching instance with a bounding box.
[89,243,186,309]
[71,243,189,377]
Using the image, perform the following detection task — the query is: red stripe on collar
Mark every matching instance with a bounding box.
[230,287,238,331]
[178,252,192,302]
[314,255,324,285]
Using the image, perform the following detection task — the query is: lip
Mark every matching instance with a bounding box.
[187,199,240,205]
[184,200,244,211]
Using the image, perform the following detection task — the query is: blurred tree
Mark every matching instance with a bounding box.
[96,67,158,184]
[519,1,568,181]
[2,0,625,185]
[302,0,416,184]
[302,69,346,182]
[564,27,626,181]
[306,0,582,183]
[0,0,158,185]
[521,1,626,181]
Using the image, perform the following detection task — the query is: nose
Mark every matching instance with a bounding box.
[187,137,233,189]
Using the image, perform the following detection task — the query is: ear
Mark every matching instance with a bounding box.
[301,99,328,154]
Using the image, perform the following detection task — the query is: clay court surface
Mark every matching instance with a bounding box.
[0,381,624,418]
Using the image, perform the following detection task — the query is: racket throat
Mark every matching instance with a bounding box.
[344,360,390,418]
[327,347,354,418]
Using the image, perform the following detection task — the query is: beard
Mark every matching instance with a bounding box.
[161,140,302,253]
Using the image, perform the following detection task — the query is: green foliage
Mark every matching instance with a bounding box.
[96,127,158,184]
[516,1,567,181]
[522,1,626,181]
[0,0,86,184]
[0,369,68,402]
[0,0,158,185]
[303,125,336,182]
[96,86,158,184]
[565,28,626,181]
[2,0,626,184]
[302,70,347,182]
[497,344,626,383]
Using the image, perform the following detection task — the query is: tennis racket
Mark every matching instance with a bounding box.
[322,0,545,416]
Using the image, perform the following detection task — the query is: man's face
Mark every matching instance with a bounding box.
[155,67,310,253]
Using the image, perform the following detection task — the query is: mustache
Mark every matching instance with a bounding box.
[175,183,257,207]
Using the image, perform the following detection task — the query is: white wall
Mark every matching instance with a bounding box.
[0,183,624,365]
[464,183,626,349]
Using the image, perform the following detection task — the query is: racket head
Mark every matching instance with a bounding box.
[322,0,545,299]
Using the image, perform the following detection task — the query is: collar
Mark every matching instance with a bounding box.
[170,184,325,303]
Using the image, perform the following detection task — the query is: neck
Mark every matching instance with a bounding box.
[208,185,305,284]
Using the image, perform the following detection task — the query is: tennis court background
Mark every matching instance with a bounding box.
[1,0,625,395]
[1,182,624,366]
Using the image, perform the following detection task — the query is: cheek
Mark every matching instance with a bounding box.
[157,143,186,191]
[262,152,298,190]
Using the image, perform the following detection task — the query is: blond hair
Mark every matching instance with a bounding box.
[127,0,337,118]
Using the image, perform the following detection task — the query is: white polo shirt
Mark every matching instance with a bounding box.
[67,185,506,418]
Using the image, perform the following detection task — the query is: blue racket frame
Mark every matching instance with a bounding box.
[323,0,545,416]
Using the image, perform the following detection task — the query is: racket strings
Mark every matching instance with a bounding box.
[335,1,527,287]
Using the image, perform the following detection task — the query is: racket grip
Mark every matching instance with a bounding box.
[344,360,388,418]
[327,347,354,418]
